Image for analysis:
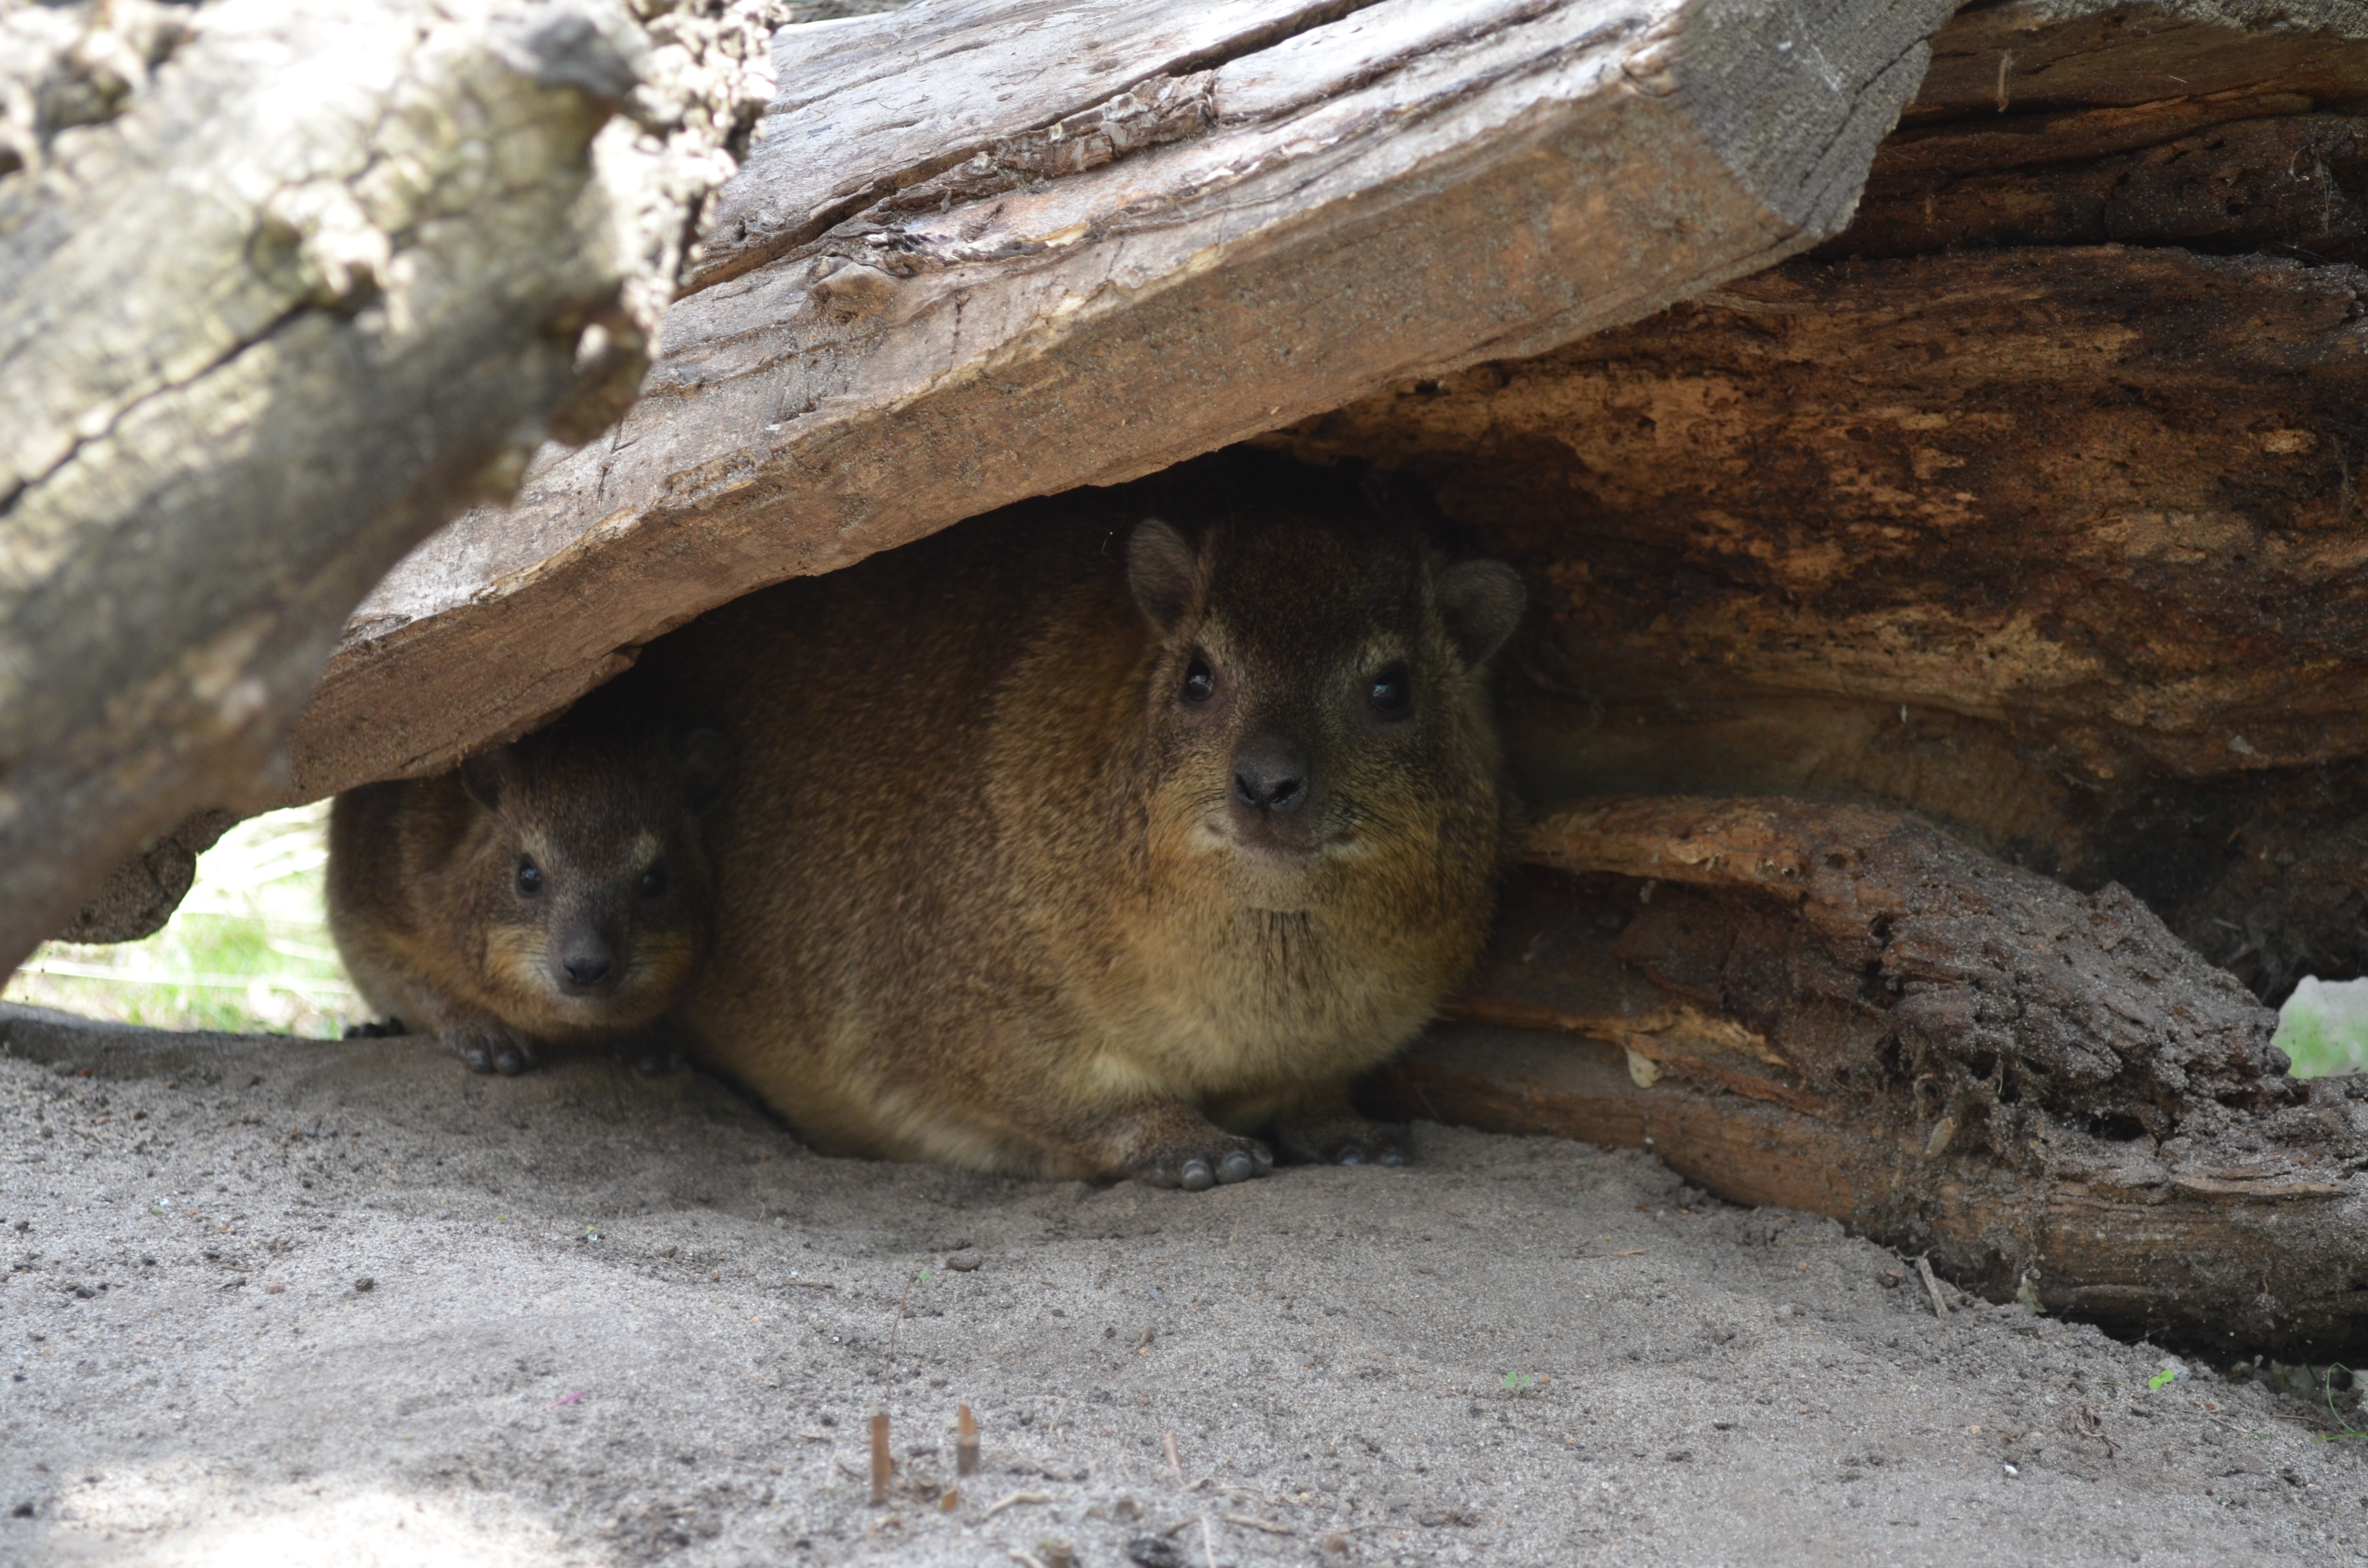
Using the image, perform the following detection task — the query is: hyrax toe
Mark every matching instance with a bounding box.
[444,1024,538,1076]
[342,1017,409,1041]
[1273,1113,1411,1168]
[1139,1135,1273,1191]
[614,1041,680,1076]
[612,1019,694,1077]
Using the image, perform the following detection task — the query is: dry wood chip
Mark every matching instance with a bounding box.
[1915,1256,1952,1319]
[984,1490,1053,1519]
[1223,1513,1294,1534]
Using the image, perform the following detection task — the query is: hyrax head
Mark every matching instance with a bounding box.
[1124,510,1524,901]
[456,722,732,1036]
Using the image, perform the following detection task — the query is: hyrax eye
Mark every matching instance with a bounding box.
[1181,654,1215,704]
[515,858,543,897]
[1368,664,1413,717]
[639,864,668,900]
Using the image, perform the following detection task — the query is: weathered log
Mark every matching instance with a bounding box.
[0,0,786,967]
[276,0,1960,805]
[1366,797,2368,1352]
[1276,263,2368,1000]
[1824,2,2368,265]
[1270,0,2368,1005]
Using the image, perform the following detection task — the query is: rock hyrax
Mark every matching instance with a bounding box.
[646,471,1523,1187]
[327,706,731,1074]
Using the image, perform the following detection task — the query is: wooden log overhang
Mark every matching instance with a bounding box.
[278,0,1961,806]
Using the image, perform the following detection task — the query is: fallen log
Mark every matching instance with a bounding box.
[279,0,1959,804]
[0,0,786,966]
[1367,797,2368,1352]
[1270,1,2368,1006]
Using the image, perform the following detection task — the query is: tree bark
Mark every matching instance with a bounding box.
[0,0,785,962]
[1366,797,2368,1353]
[274,0,1958,806]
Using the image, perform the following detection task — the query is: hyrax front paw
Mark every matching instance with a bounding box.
[1273,1112,1410,1168]
[443,1024,540,1076]
[610,1018,695,1077]
[1134,1133,1275,1192]
[342,1016,409,1040]
[610,1037,682,1077]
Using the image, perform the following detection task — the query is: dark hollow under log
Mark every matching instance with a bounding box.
[1368,797,2368,1354]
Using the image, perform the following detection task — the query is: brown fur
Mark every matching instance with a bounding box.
[642,468,1522,1186]
[327,710,729,1075]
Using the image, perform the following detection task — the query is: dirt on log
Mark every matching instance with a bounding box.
[1368,796,2368,1354]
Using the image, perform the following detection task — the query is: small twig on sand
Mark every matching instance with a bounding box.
[1008,1552,1049,1568]
[985,1490,1053,1519]
[884,1269,919,1385]
[1223,1513,1293,1535]
[958,1402,981,1476]
[1200,1514,1219,1568]
[1164,1431,1184,1485]
[869,1411,891,1505]
[1915,1256,1952,1319]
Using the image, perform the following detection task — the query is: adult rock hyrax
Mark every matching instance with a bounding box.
[326,702,731,1075]
[645,467,1524,1188]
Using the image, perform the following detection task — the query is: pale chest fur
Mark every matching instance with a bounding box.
[1058,844,1478,1112]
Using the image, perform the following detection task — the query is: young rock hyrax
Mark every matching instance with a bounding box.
[646,472,1523,1187]
[326,708,730,1075]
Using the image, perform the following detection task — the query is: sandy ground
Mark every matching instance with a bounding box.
[2,1002,2366,1568]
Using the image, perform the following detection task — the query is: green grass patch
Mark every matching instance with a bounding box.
[4,802,361,1038]
[2272,977,2368,1078]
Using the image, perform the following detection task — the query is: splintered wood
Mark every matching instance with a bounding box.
[1369,796,2368,1354]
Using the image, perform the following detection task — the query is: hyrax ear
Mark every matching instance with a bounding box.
[1125,517,1201,633]
[1438,559,1526,668]
[676,728,734,811]
[456,747,514,813]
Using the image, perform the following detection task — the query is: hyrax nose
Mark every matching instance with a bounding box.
[1231,735,1310,816]
[561,952,614,990]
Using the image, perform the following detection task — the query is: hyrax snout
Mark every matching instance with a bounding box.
[327,703,731,1075]
[642,461,1523,1188]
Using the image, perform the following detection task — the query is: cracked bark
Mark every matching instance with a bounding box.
[0,0,785,960]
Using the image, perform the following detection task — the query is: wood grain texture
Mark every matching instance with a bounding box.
[281,0,1958,801]
[1827,2,2368,266]
[1,0,786,960]
[1366,795,2368,1352]
[1270,239,2368,999]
